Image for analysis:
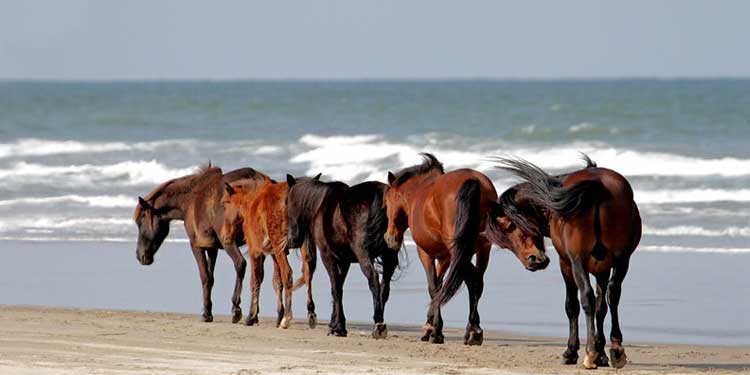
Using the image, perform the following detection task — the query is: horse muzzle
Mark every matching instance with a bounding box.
[525,254,550,272]
[137,252,154,266]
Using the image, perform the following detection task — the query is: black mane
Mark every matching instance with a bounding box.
[291,178,349,220]
[391,153,444,187]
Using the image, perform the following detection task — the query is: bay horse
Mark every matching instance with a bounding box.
[134,166,268,323]
[222,177,317,329]
[286,175,399,339]
[382,153,549,345]
[493,155,641,369]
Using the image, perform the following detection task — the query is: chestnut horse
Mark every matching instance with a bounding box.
[134,166,268,323]
[494,155,641,369]
[223,177,317,329]
[286,175,398,338]
[383,153,549,345]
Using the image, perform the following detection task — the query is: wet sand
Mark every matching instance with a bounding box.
[0,306,748,375]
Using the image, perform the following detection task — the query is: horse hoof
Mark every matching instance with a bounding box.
[582,352,598,370]
[610,347,627,369]
[279,317,291,329]
[231,310,243,324]
[372,323,388,339]
[429,333,444,344]
[244,316,258,326]
[595,352,610,367]
[308,313,317,329]
[562,349,579,365]
[464,329,483,346]
[201,314,213,323]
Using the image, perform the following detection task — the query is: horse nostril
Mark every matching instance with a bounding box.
[528,255,538,264]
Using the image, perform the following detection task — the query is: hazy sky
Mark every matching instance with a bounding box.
[1,1,749,80]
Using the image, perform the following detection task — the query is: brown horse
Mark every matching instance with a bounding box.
[134,166,268,323]
[286,175,399,339]
[493,155,641,369]
[222,177,317,329]
[383,153,549,345]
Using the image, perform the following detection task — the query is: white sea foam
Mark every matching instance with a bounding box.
[639,245,750,254]
[0,194,134,208]
[0,138,201,159]
[0,160,197,186]
[636,189,750,204]
[643,225,750,237]
[569,122,595,132]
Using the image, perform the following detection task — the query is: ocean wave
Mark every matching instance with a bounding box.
[0,160,197,187]
[0,138,204,159]
[643,225,750,237]
[0,194,134,208]
[636,188,750,203]
[638,245,750,254]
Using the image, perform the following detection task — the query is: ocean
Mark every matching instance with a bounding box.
[0,80,748,345]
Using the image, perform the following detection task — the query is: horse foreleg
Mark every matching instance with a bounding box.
[275,252,294,329]
[330,261,350,336]
[225,244,247,323]
[191,246,214,322]
[570,256,598,369]
[301,242,317,328]
[245,251,264,326]
[560,259,580,365]
[417,248,440,343]
[377,250,399,338]
[608,256,631,369]
[594,270,612,367]
[356,253,384,338]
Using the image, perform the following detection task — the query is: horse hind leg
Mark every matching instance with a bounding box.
[594,270,612,367]
[608,256,631,369]
[225,244,247,324]
[463,238,489,346]
[570,256,598,369]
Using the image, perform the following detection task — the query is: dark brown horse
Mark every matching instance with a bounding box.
[383,153,549,345]
[134,166,269,323]
[286,175,399,339]
[222,178,317,329]
[493,155,641,369]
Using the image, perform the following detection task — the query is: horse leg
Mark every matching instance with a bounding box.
[319,249,340,334]
[356,252,385,339]
[330,261,350,336]
[275,252,294,329]
[570,256,598,369]
[244,252,264,326]
[560,258,581,365]
[417,247,439,342]
[608,256,631,369]
[271,257,284,328]
[225,244,247,324]
[191,246,214,322]
[376,250,399,339]
[594,270,612,367]
[430,256,450,344]
[302,242,317,328]
[464,238,490,346]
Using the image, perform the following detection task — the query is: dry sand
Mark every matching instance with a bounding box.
[0,305,748,375]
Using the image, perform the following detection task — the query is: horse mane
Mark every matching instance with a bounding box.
[134,166,222,219]
[580,153,597,168]
[498,186,543,236]
[292,178,349,220]
[494,157,603,219]
[223,167,272,184]
[391,153,444,187]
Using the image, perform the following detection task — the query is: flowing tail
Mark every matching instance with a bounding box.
[431,179,481,308]
[293,236,317,291]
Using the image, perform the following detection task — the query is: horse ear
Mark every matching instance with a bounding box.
[387,171,396,186]
[286,174,296,187]
[224,182,235,196]
[138,197,152,210]
[313,173,322,181]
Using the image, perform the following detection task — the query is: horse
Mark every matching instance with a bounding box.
[222,177,317,329]
[382,153,549,345]
[286,175,399,339]
[493,155,641,369]
[134,166,269,323]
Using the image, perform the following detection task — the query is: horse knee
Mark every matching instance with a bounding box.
[580,288,596,314]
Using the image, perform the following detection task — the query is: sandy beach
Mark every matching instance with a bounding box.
[0,305,748,375]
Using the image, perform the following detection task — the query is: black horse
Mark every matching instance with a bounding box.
[286,175,399,339]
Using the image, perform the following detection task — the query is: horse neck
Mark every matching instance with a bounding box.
[151,183,194,222]
[398,173,438,214]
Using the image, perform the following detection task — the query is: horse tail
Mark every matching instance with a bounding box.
[363,186,389,274]
[292,236,317,291]
[432,179,481,308]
